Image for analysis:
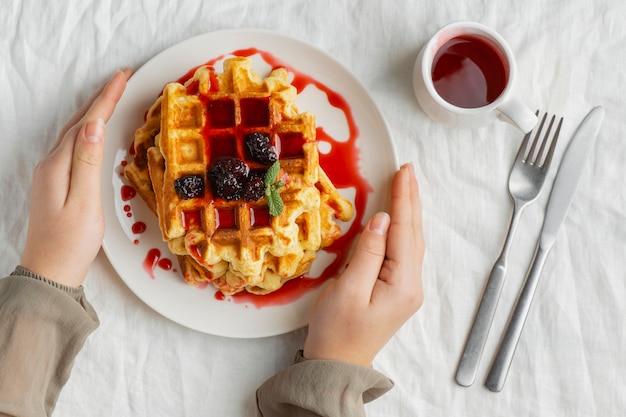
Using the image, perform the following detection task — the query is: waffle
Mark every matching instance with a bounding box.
[125,56,354,295]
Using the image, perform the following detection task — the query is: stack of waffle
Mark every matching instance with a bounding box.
[125,57,353,295]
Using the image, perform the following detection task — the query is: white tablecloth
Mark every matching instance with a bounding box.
[2,0,625,415]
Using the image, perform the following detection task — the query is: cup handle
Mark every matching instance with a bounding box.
[497,99,538,133]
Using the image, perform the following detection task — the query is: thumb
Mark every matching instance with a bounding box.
[336,212,390,297]
[67,118,106,204]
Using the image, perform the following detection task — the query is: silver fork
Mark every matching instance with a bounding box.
[455,113,563,387]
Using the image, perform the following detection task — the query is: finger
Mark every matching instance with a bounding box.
[379,164,414,285]
[34,123,82,208]
[81,68,132,125]
[49,68,132,155]
[66,118,106,205]
[56,85,105,143]
[336,212,390,299]
[408,163,425,258]
[407,163,425,302]
[67,70,130,204]
[77,68,133,122]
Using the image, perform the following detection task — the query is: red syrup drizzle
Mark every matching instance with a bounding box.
[131,221,147,234]
[121,185,136,201]
[123,205,133,219]
[143,249,160,279]
[142,249,174,279]
[127,48,371,305]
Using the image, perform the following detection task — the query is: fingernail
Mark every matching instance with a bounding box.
[401,162,415,177]
[85,118,105,143]
[118,67,133,78]
[368,212,390,235]
[407,162,415,177]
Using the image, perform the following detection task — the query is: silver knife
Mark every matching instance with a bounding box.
[484,106,605,392]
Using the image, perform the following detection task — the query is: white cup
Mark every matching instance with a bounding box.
[412,21,537,132]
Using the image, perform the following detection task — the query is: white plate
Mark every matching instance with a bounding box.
[102,29,398,338]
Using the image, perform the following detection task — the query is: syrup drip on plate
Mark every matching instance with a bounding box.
[143,249,174,279]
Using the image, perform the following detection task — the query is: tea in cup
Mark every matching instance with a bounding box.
[413,21,537,132]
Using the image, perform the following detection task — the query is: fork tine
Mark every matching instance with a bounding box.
[516,110,539,161]
[534,114,556,166]
[541,116,563,168]
[525,113,548,164]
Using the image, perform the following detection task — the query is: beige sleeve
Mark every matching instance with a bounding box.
[0,266,99,417]
[256,351,394,417]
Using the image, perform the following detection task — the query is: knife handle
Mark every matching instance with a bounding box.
[485,243,551,392]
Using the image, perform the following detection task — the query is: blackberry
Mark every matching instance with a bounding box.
[209,158,248,201]
[245,132,277,165]
[213,172,243,201]
[174,174,205,200]
[243,170,266,201]
[209,157,248,181]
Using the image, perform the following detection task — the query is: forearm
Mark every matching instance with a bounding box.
[256,351,394,417]
[0,267,99,417]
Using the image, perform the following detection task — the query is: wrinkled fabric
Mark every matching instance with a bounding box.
[1,0,625,416]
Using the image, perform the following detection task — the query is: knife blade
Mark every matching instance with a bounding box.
[484,106,605,392]
[536,106,605,248]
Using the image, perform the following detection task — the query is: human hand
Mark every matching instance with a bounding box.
[303,163,424,366]
[20,69,132,288]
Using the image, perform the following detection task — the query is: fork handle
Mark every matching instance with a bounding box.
[455,262,507,386]
[455,206,523,387]
[485,243,551,392]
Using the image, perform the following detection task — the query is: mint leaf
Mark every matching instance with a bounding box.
[264,162,280,185]
[264,161,284,216]
[268,190,284,217]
